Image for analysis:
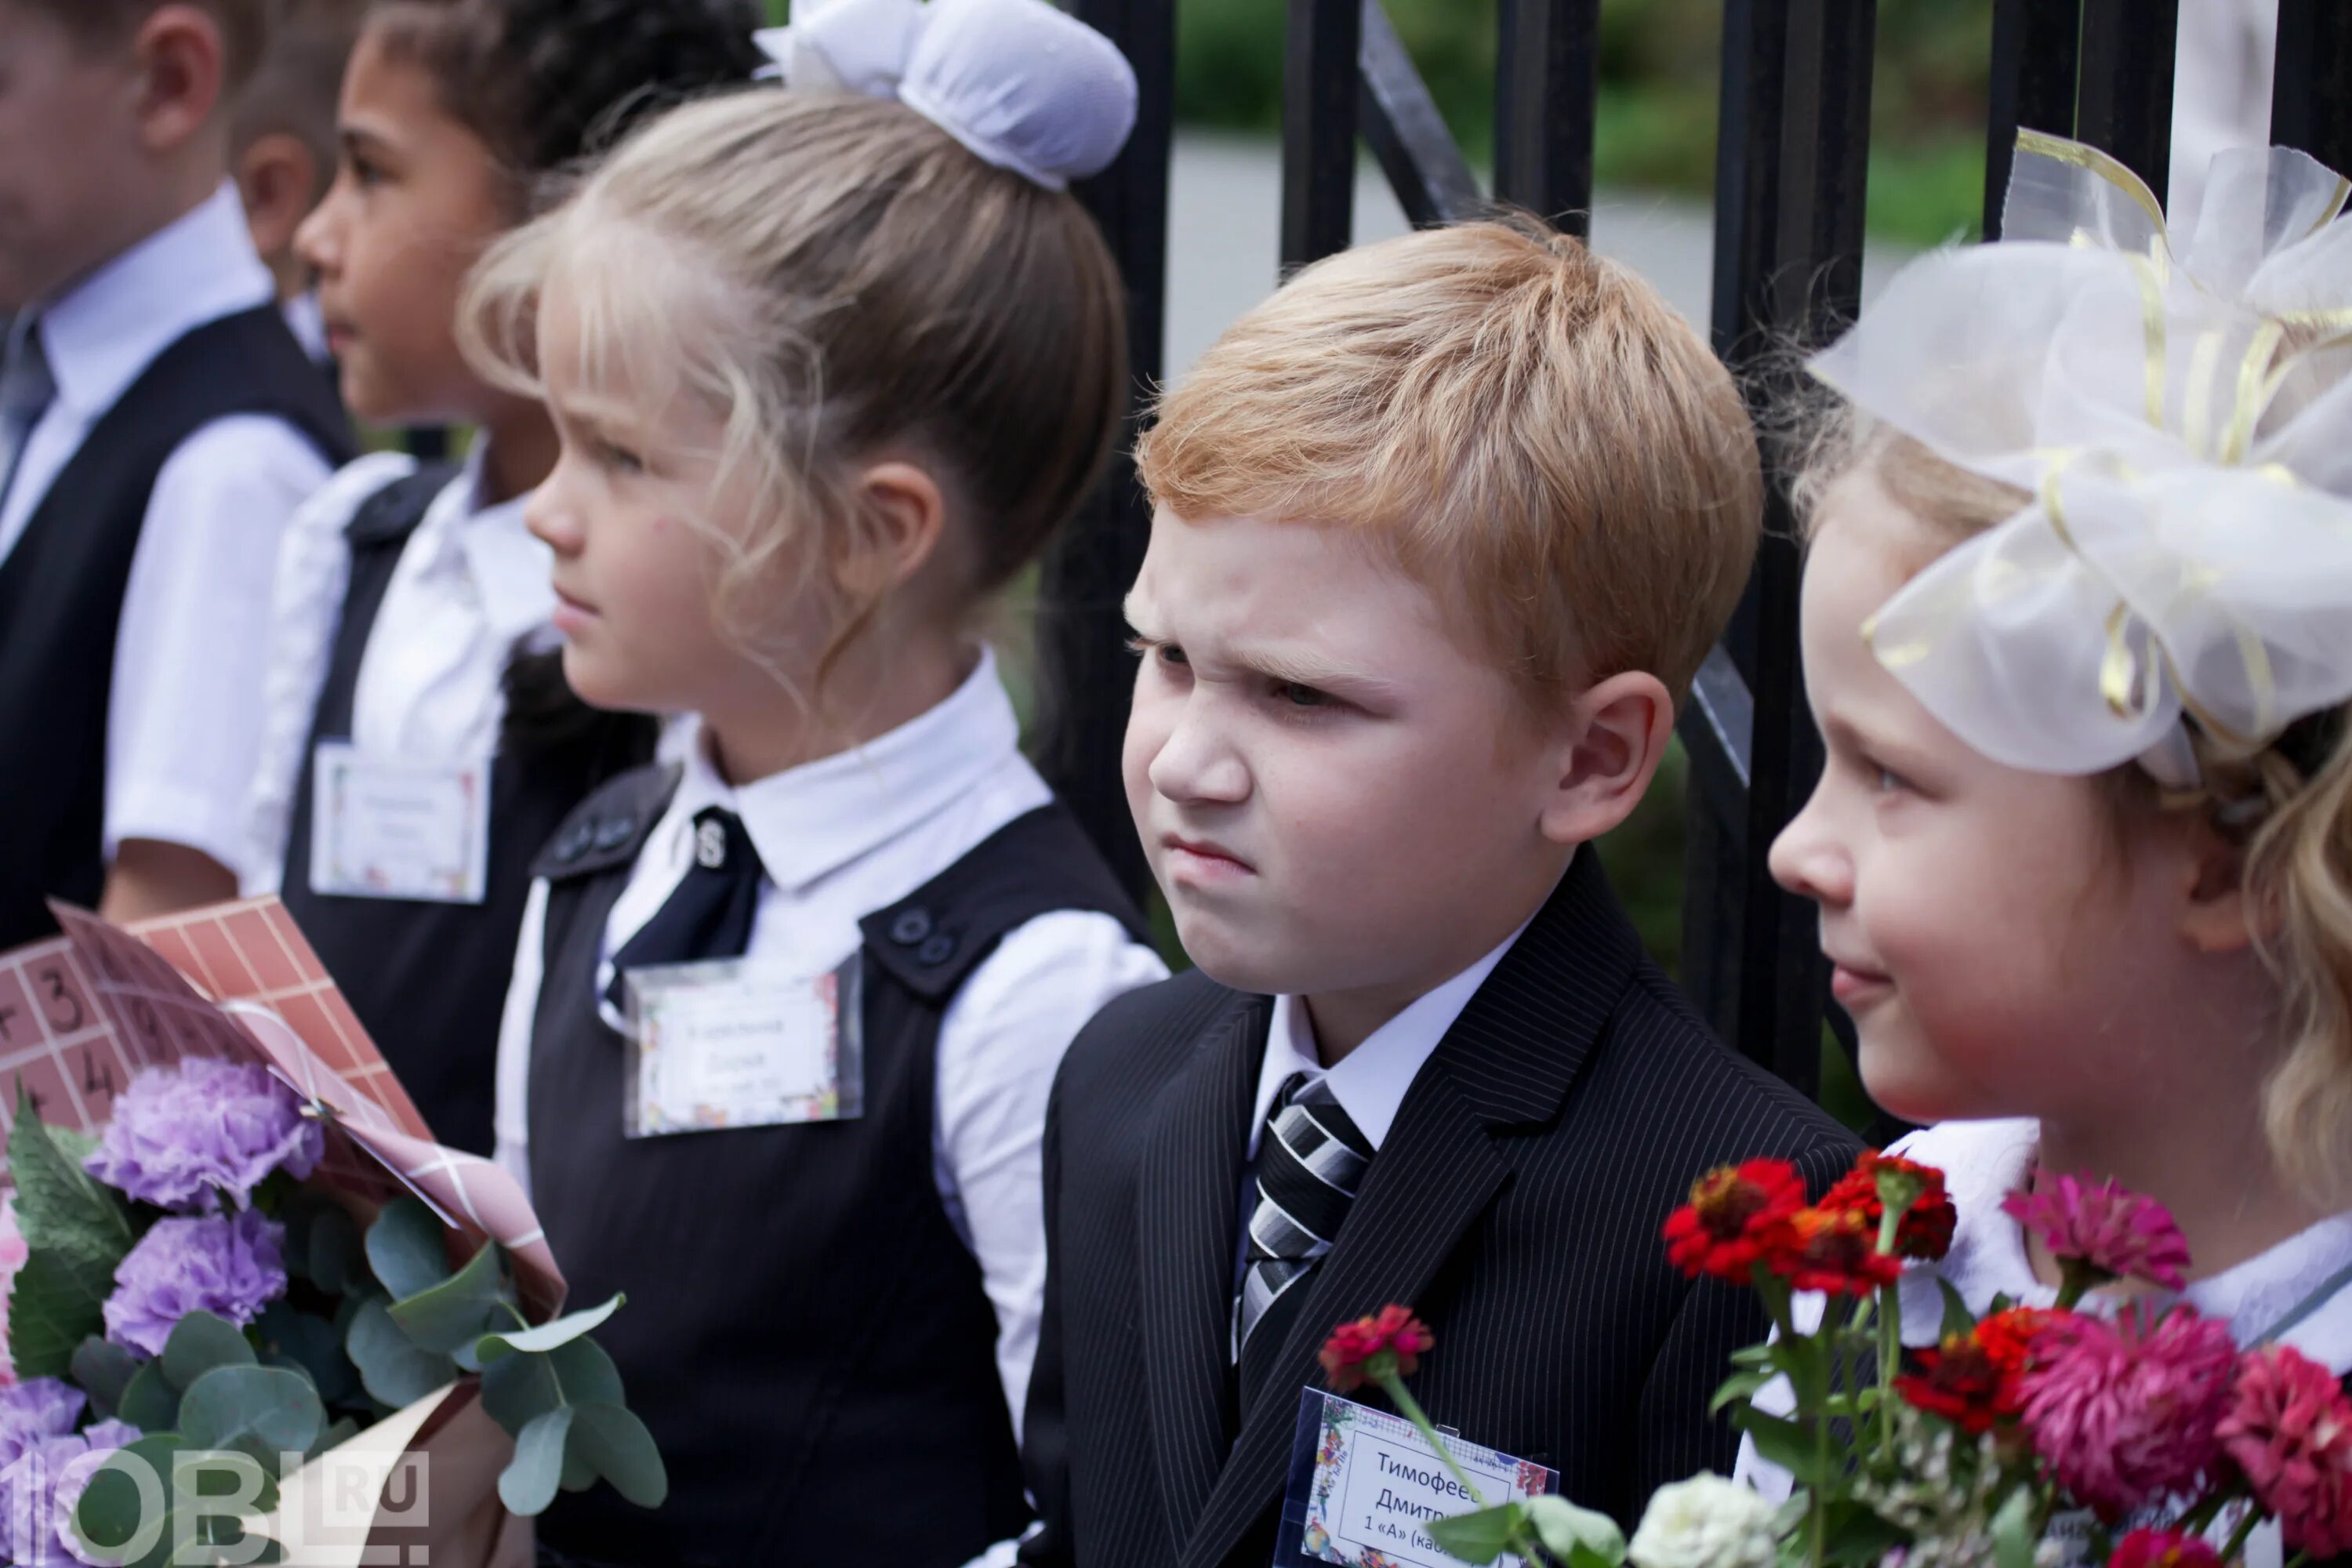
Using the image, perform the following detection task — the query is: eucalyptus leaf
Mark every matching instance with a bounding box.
[560,1445,597,1493]
[499,1406,575,1516]
[479,1336,626,1436]
[177,1365,326,1460]
[364,1199,451,1301]
[344,1298,457,1410]
[162,1310,257,1392]
[568,1403,667,1509]
[118,1362,180,1434]
[308,1207,365,1297]
[71,1336,139,1419]
[385,1241,503,1355]
[473,1294,623,1365]
[71,1433,184,1568]
[1425,1501,1522,1565]
[1524,1496,1626,1566]
[257,1303,357,1406]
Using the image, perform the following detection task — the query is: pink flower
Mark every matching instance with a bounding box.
[2016,1305,2236,1519]
[2216,1344,2352,1557]
[1319,1305,1434,1393]
[2002,1174,2192,1290]
[0,1196,27,1386]
[2107,1529,2223,1568]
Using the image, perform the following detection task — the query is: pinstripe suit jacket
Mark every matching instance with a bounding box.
[1018,849,1858,1568]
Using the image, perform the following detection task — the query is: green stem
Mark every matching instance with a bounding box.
[1876,1279,1901,1465]
[2220,1504,2262,1563]
[1377,1374,1490,1509]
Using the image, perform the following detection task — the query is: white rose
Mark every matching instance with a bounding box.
[1627,1474,1780,1568]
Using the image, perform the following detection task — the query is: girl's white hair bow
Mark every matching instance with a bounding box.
[1811,132,2352,786]
[753,0,1138,192]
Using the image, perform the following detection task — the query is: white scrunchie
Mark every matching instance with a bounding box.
[1808,132,2352,787]
[753,0,1138,191]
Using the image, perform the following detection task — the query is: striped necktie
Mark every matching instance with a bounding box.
[1234,1071,1374,1403]
[0,319,56,520]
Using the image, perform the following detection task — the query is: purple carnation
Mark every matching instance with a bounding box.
[85,1057,321,1213]
[101,1209,287,1359]
[2,1420,137,1566]
[0,1381,83,1470]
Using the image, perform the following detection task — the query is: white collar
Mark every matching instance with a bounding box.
[1250,919,1529,1152]
[412,441,551,644]
[32,183,274,418]
[667,648,1021,894]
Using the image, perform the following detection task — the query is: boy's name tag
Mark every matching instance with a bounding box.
[307,742,492,905]
[621,956,864,1137]
[1279,1388,1557,1567]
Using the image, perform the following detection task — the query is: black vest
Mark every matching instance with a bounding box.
[524,764,1146,1567]
[278,467,655,1156]
[0,305,354,950]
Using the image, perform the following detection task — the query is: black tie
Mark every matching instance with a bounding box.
[603,808,766,1011]
[1234,1071,1374,1406]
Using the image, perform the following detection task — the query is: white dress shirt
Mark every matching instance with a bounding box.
[0,182,335,880]
[492,649,1167,1436]
[245,443,554,893]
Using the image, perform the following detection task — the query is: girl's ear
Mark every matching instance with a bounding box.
[841,459,949,598]
[2178,811,2263,954]
[1537,670,1676,848]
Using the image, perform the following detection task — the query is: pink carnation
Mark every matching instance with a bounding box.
[2002,1174,2191,1290]
[2216,1344,2352,1557]
[0,1196,27,1386]
[2016,1306,2236,1519]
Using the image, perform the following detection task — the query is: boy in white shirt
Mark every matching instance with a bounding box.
[0,0,350,946]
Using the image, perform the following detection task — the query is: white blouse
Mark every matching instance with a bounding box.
[243,443,555,894]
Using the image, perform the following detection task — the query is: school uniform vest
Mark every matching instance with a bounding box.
[524,762,1146,1568]
[0,306,354,951]
[279,468,655,1156]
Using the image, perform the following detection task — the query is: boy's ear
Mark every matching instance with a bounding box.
[1537,670,1676,848]
[131,5,227,155]
[234,132,322,289]
[2178,812,2263,954]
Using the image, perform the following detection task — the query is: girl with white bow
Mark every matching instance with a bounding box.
[463,2,1167,1561]
[1757,129,2352,1547]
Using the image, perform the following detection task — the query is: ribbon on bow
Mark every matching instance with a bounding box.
[752,0,1138,192]
[1811,131,2352,785]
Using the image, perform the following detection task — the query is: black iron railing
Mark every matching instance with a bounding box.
[1037,0,2352,1101]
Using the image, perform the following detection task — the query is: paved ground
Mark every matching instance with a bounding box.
[1163,130,1919,378]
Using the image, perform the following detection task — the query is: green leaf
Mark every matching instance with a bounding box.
[363,1199,451,1300]
[118,1360,181,1433]
[177,1364,325,1459]
[307,1206,365,1296]
[1710,1367,1777,1415]
[499,1406,575,1515]
[344,1298,457,1410]
[1939,1279,1976,1343]
[162,1310,257,1391]
[8,1249,118,1380]
[1733,1408,1828,1488]
[1820,1501,1907,1566]
[10,1085,136,1255]
[1426,1501,1523,1565]
[561,1445,598,1493]
[72,1433,184,1568]
[71,1335,139,1419]
[479,1338,623,1435]
[1991,1487,2037,1568]
[256,1302,358,1406]
[1524,1497,1626,1566]
[568,1403,667,1509]
[474,1294,623,1365]
[385,1240,503,1355]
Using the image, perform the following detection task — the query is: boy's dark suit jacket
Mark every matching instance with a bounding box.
[1018,849,1859,1568]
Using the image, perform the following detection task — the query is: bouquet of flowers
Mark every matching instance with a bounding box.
[1325,1149,2350,1568]
[0,902,659,1567]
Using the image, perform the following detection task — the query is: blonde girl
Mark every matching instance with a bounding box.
[468,2,1167,1562]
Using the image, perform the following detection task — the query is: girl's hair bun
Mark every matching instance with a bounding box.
[758,0,1138,189]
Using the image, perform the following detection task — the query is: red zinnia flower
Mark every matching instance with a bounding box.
[1761,1207,1905,1297]
[2107,1528,2223,1568]
[1890,1306,2059,1434]
[1320,1305,1435,1393]
[1661,1160,1807,1285]
[1821,1151,1957,1261]
[2217,1343,2352,1558]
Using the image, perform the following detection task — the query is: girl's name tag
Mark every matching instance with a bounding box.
[620,956,864,1137]
[1279,1389,1557,1568]
[308,742,492,905]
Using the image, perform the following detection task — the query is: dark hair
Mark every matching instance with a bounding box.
[31,0,275,90]
[364,0,766,187]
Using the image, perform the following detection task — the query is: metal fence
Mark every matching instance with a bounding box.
[1036,0,2352,1098]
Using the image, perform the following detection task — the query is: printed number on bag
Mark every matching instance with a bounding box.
[622,956,865,1137]
[308,742,491,904]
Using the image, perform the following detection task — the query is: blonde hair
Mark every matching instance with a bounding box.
[1137,216,1762,706]
[462,87,1127,698]
[1797,396,2352,1205]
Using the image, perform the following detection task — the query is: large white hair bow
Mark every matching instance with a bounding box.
[753,0,1138,191]
[1809,131,2352,786]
